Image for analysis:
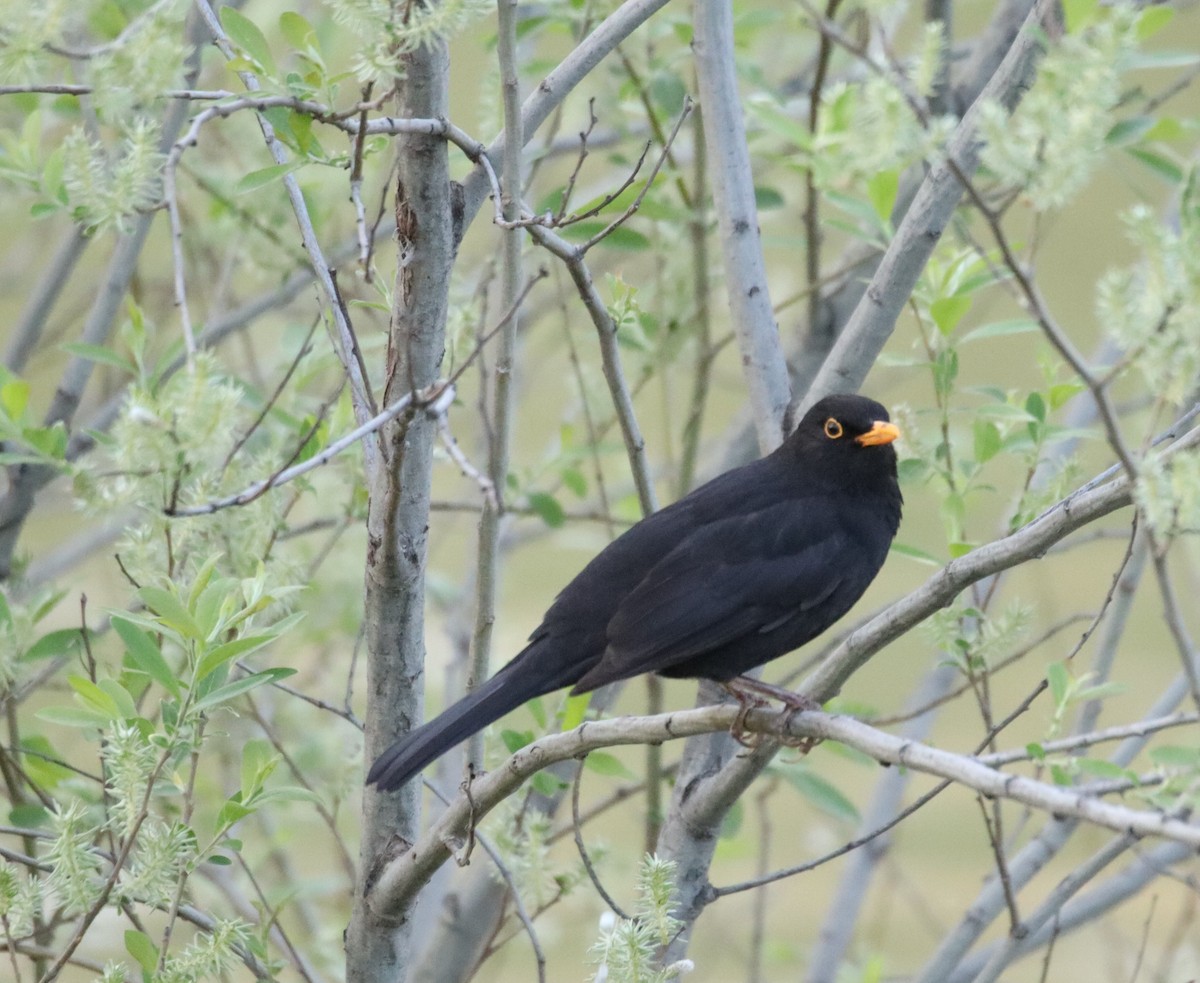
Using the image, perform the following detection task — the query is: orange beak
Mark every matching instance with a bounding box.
[855,420,901,447]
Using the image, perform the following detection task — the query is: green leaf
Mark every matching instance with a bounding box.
[559,691,591,732]
[561,222,650,251]
[1149,745,1200,768]
[584,751,636,780]
[973,419,1002,464]
[195,632,280,682]
[960,318,1038,343]
[192,667,296,713]
[1074,758,1129,780]
[526,491,565,528]
[866,169,898,222]
[240,739,277,799]
[220,7,277,77]
[931,295,972,336]
[784,768,859,824]
[531,770,566,796]
[0,591,11,628]
[138,586,200,639]
[125,930,159,975]
[0,379,29,420]
[754,185,785,210]
[59,342,136,374]
[67,674,121,719]
[500,728,534,754]
[279,10,316,49]
[1105,115,1157,147]
[22,627,87,662]
[1125,146,1183,183]
[112,615,181,699]
[1061,0,1098,33]
[1046,661,1069,708]
[889,542,940,566]
[36,705,113,728]
[234,162,302,195]
[24,423,68,460]
[1136,4,1174,40]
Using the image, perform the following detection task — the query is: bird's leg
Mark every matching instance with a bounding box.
[720,681,769,748]
[723,675,822,753]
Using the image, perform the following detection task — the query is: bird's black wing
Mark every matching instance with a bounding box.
[582,499,849,685]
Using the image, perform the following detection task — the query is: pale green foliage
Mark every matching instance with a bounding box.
[89,10,190,121]
[807,71,950,194]
[61,118,164,233]
[1097,204,1200,405]
[118,819,195,908]
[103,720,159,836]
[0,0,77,81]
[1135,449,1200,538]
[487,798,562,910]
[325,0,491,84]
[0,859,41,938]
[978,5,1138,210]
[589,855,688,983]
[925,601,1031,673]
[157,917,252,983]
[78,355,294,587]
[98,963,129,983]
[45,801,104,915]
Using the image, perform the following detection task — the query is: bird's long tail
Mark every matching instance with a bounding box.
[366,642,573,791]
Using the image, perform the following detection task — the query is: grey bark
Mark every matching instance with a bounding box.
[345,35,455,983]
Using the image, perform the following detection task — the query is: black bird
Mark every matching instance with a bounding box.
[368,393,902,791]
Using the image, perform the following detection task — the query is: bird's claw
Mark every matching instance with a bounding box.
[722,676,824,753]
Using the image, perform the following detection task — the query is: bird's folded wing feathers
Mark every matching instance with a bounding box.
[597,504,849,678]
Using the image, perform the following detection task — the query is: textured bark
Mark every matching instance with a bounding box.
[345,36,454,983]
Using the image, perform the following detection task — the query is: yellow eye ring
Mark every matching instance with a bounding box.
[824,418,843,439]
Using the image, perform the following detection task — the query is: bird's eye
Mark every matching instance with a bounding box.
[824,418,843,439]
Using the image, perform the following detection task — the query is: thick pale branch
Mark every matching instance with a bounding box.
[366,703,1200,916]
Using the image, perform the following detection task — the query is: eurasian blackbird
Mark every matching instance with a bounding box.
[368,393,902,791]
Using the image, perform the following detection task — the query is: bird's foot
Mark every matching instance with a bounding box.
[722,683,769,748]
[723,676,823,753]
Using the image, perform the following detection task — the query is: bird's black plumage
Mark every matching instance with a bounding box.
[368,393,902,791]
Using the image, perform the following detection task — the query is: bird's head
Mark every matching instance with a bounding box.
[784,393,901,490]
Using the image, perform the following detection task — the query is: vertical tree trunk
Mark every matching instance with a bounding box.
[346,35,454,983]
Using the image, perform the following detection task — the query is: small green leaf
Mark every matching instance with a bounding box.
[1125,146,1183,183]
[960,318,1037,343]
[1046,661,1069,708]
[866,169,898,222]
[1,379,30,420]
[67,674,121,719]
[196,632,280,682]
[125,930,159,975]
[138,586,200,639]
[754,185,785,210]
[220,7,277,77]
[192,667,296,713]
[112,615,182,699]
[931,295,972,336]
[279,10,316,49]
[584,751,636,780]
[500,728,534,754]
[36,705,113,728]
[234,162,302,195]
[60,342,136,374]
[1149,745,1200,768]
[1136,4,1174,40]
[973,419,1002,464]
[559,691,591,732]
[889,542,940,566]
[526,492,565,528]
[784,768,860,824]
[1062,0,1098,33]
[22,627,87,662]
